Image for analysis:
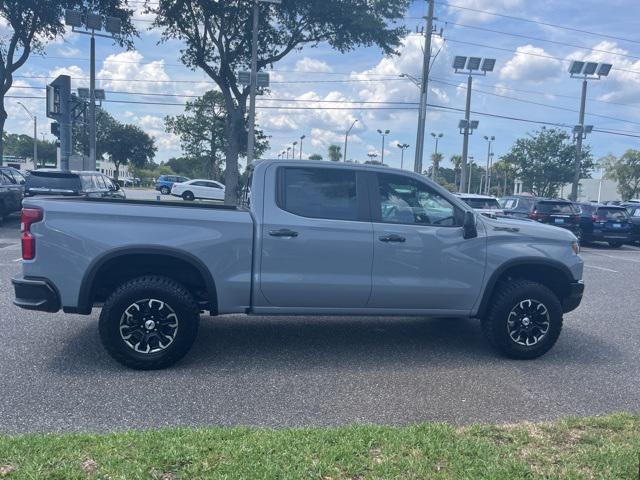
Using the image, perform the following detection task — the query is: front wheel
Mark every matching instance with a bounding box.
[481,279,563,359]
[99,276,200,369]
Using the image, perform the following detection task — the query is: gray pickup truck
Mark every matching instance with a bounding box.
[13,160,584,369]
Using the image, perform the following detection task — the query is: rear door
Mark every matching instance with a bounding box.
[368,172,486,312]
[201,181,224,200]
[259,164,373,308]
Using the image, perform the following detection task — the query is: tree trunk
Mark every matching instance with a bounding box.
[223,107,243,206]
[0,106,6,167]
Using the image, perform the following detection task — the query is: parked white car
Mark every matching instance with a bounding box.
[455,193,504,218]
[171,179,225,201]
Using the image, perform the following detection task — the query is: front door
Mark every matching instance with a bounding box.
[368,172,486,313]
[259,164,373,308]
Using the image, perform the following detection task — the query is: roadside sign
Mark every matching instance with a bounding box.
[238,71,270,87]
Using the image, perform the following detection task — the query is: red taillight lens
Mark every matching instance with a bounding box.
[21,208,43,260]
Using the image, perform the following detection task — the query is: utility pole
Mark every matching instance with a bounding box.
[246,0,260,166]
[460,74,473,192]
[413,0,435,175]
[89,34,96,170]
[344,119,358,162]
[571,79,587,201]
[17,102,37,168]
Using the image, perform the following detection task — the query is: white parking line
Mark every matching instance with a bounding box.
[587,252,640,263]
[584,264,619,273]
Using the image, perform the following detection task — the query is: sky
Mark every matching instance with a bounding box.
[3,0,640,174]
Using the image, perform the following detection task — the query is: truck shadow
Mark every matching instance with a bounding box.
[49,314,622,373]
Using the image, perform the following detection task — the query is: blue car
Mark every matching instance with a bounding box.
[155,175,190,195]
[576,203,632,247]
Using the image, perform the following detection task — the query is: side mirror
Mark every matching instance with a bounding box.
[463,210,478,239]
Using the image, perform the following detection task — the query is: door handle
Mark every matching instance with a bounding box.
[269,228,299,238]
[378,234,406,243]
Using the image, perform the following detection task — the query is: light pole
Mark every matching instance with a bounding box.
[430,132,443,180]
[377,129,390,165]
[286,146,291,159]
[292,141,298,160]
[483,135,495,194]
[568,60,611,201]
[299,135,305,159]
[367,153,378,163]
[467,156,475,194]
[64,9,121,171]
[344,119,358,162]
[453,56,495,192]
[397,143,410,170]
[17,102,38,168]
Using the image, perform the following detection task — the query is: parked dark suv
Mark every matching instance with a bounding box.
[500,195,581,239]
[623,203,640,244]
[576,203,632,247]
[0,167,26,222]
[24,170,126,199]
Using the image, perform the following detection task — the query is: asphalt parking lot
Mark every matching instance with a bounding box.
[1,210,639,434]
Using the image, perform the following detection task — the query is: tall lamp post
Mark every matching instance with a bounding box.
[292,141,298,160]
[17,102,38,168]
[452,55,495,192]
[430,132,443,180]
[568,60,611,201]
[377,129,390,165]
[299,134,305,159]
[286,146,291,159]
[483,135,495,194]
[344,119,358,162]
[397,143,410,170]
[467,156,475,194]
[367,152,378,163]
[64,9,121,171]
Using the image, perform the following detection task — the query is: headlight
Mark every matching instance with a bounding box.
[571,241,580,255]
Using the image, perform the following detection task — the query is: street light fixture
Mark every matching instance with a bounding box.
[567,59,612,201]
[377,129,390,165]
[292,140,298,160]
[65,8,121,171]
[17,102,38,168]
[367,152,378,163]
[397,143,410,170]
[453,55,496,193]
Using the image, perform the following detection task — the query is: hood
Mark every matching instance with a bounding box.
[478,214,578,243]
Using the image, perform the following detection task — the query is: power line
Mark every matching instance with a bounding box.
[437,1,640,46]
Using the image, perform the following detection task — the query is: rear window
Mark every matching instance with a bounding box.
[25,172,81,194]
[278,167,358,221]
[463,198,500,209]
[629,207,640,217]
[577,204,596,215]
[536,202,576,214]
[597,208,629,221]
[500,197,532,211]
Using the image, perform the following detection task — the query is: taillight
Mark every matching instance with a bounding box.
[21,208,43,260]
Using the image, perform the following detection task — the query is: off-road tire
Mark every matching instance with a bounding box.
[99,275,200,370]
[481,279,563,359]
[182,191,195,201]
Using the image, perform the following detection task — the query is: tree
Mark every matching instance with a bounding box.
[450,154,462,191]
[501,128,593,198]
[151,0,410,204]
[102,121,157,180]
[603,150,640,200]
[165,90,269,182]
[74,107,118,159]
[328,144,342,162]
[492,158,517,197]
[0,0,136,164]
[2,132,57,165]
[308,153,322,160]
[430,152,443,182]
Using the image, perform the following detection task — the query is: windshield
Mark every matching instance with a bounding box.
[463,198,501,210]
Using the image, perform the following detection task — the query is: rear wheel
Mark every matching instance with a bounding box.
[481,279,563,359]
[182,191,195,201]
[99,276,200,370]
[160,186,170,195]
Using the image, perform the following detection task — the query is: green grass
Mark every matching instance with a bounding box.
[1,413,639,479]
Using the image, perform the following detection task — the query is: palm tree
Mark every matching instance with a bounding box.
[431,152,443,182]
[450,154,462,190]
[328,144,342,162]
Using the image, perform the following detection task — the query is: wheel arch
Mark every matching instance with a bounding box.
[475,258,575,319]
[76,246,218,315]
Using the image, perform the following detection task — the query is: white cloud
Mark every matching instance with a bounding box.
[499,44,562,83]
[97,51,170,93]
[124,112,179,151]
[295,57,333,73]
[448,0,524,22]
[56,46,81,58]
